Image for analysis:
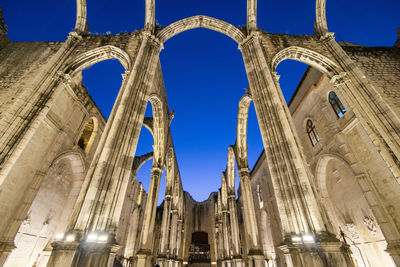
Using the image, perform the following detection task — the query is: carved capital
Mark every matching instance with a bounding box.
[238,30,261,51]
[141,31,164,51]
[272,71,281,81]
[67,31,83,43]
[121,70,131,80]
[319,32,335,43]
[151,167,163,177]
[238,167,251,177]
[54,71,73,85]
[330,72,350,86]
[228,193,236,200]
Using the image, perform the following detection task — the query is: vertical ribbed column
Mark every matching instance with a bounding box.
[158,195,172,262]
[175,219,183,266]
[240,32,352,266]
[222,210,231,262]
[47,32,163,267]
[246,0,257,33]
[238,169,262,255]
[137,167,163,253]
[168,210,179,261]
[228,195,242,266]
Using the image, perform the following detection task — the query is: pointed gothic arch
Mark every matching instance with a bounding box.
[148,94,166,168]
[5,151,86,267]
[315,153,353,198]
[236,93,252,169]
[271,46,339,77]
[64,45,131,76]
[225,146,236,195]
[156,15,246,44]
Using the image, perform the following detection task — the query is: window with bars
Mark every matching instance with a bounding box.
[306,120,320,146]
[329,91,346,118]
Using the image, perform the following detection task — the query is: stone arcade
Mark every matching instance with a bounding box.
[0,0,400,266]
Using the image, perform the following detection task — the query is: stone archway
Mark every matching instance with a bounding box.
[315,154,395,267]
[4,151,85,267]
[271,46,339,77]
[64,45,131,76]
[156,15,245,44]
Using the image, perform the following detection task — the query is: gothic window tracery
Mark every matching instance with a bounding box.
[329,91,346,118]
[306,120,320,146]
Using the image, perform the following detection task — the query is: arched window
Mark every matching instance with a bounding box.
[257,184,263,208]
[77,117,98,154]
[306,120,320,146]
[329,91,346,118]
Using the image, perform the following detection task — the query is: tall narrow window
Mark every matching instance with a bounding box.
[77,117,97,154]
[329,91,346,118]
[257,184,263,208]
[306,120,320,146]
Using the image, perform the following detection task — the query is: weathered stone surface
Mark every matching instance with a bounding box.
[0,0,399,266]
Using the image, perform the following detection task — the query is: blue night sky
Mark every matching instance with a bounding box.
[2,0,400,202]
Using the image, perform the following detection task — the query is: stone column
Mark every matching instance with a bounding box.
[239,32,352,266]
[221,210,231,266]
[174,219,184,267]
[168,209,179,262]
[228,195,243,267]
[216,223,224,266]
[47,32,163,267]
[237,169,264,266]
[136,167,163,265]
[157,195,172,266]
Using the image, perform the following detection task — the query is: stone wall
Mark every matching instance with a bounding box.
[343,45,400,113]
[0,42,61,119]
[183,192,218,263]
[0,36,107,267]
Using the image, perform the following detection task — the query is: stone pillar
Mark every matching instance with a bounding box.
[237,169,264,267]
[47,32,163,267]
[228,195,242,266]
[157,195,172,265]
[239,32,352,266]
[168,209,179,261]
[222,210,231,264]
[136,167,163,264]
[175,219,184,267]
[216,223,224,265]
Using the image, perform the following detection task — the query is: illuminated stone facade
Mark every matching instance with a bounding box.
[0,1,399,267]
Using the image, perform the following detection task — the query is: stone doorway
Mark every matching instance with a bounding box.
[189,232,211,266]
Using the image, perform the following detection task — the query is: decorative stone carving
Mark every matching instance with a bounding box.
[363,216,377,236]
[330,72,350,86]
[21,213,31,227]
[345,223,359,240]
[332,169,341,183]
